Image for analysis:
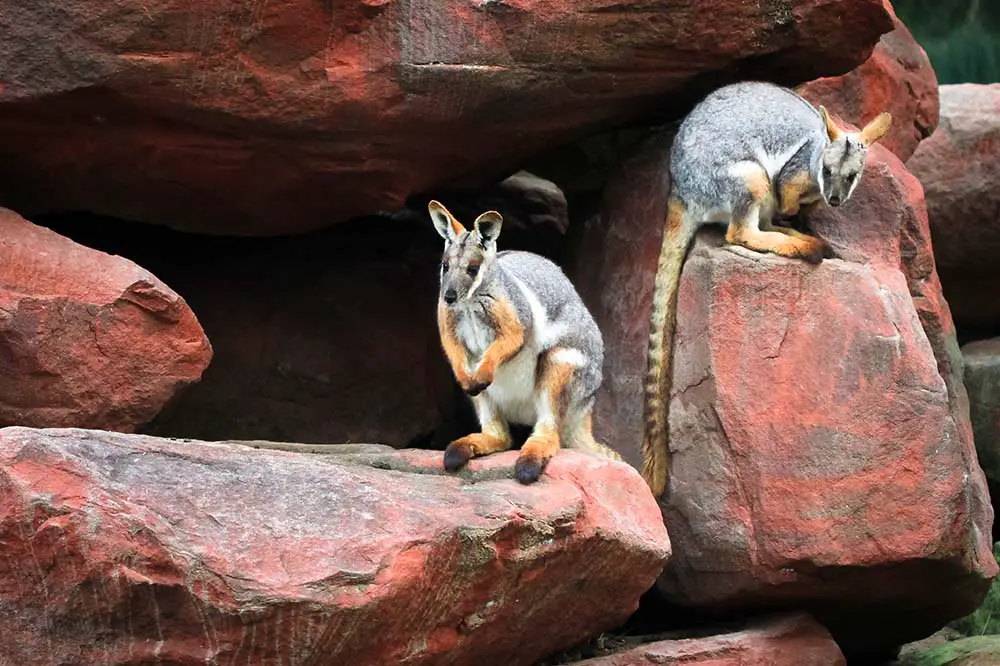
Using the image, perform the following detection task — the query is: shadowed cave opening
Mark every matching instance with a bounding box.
[32,199,579,452]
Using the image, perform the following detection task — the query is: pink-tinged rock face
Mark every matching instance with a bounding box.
[575,136,996,655]
[0,0,891,235]
[0,209,212,431]
[797,0,939,163]
[573,132,673,473]
[559,614,845,666]
[0,427,670,666]
[907,84,1000,333]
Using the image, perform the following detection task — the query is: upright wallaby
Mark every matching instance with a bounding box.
[642,81,893,497]
[429,200,622,484]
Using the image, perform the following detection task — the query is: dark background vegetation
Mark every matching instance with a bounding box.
[895,0,1000,84]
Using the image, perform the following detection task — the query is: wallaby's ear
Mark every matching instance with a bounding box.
[859,112,893,146]
[473,210,503,244]
[428,200,465,241]
[818,105,842,142]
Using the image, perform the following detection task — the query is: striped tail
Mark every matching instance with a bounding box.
[641,198,697,498]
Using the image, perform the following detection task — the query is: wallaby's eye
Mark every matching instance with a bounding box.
[466,264,480,278]
[440,261,448,272]
[822,166,832,179]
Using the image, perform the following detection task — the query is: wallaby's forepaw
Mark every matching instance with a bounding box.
[462,368,493,396]
[514,453,547,484]
[443,439,474,471]
[800,237,829,264]
[464,380,491,397]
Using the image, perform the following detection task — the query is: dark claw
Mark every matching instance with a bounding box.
[514,455,548,484]
[803,240,828,265]
[444,441,473,472]
[465,381,490,397]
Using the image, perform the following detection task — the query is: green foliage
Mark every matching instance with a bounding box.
[951,542,1000,637]
[894,0,1000,84]
[901,635,1000,666]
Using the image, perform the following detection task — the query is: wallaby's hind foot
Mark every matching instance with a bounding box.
[513,346,581,484]
[729,225,827,264]
[444,432,511,471]
[726,197,828,264]
[515,429,560,484]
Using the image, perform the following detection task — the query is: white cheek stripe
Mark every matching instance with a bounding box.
[846,169,862,200]
[464,261,487,301]
[816,160,826,202]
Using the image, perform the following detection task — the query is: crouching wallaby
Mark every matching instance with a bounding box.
[429,200,622,484]
[642,81,893,497]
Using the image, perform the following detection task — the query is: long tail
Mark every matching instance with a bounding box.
[641,197,697,498]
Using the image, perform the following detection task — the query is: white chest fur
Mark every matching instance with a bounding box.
[488,346,539,425]
[454,306,494,360]
[453,304,539,425]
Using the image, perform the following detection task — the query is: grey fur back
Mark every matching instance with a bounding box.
[671,81,827,201]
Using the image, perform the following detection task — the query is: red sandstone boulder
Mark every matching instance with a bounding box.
[0,427,670,666]
[0,209,212,431]
[798,0,939,162]
[907,84,1000,332]
[561,615,845,666]
[0,0,891,235]
[574,137,996,655]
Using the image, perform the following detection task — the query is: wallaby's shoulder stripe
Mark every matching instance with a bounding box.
[728,161,770,200]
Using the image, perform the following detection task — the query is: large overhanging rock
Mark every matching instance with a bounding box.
[0,0,891,235]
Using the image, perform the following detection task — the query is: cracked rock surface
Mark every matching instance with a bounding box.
[574,136,996,655]
[0,426,670,666]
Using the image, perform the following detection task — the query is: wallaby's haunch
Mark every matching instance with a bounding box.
[642,81,893,498]
[429,200,622,484]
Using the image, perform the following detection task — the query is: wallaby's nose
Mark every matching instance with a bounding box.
[443,289,457,304]
[828,195,841,207]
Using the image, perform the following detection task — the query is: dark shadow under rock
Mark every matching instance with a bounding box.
[34,210,566,449]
